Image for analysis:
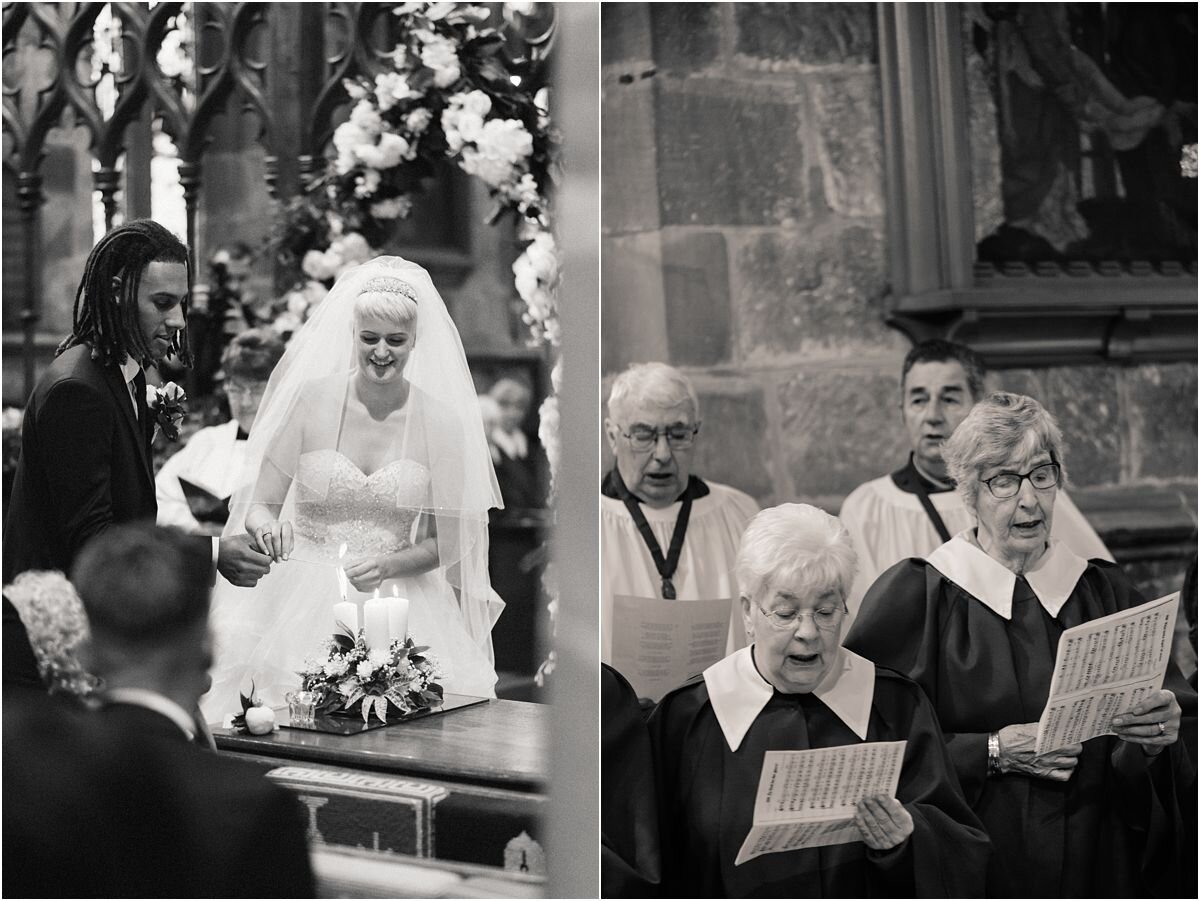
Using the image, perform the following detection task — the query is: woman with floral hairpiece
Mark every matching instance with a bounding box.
[201,257,504,722]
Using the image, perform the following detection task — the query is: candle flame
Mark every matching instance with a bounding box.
[392,585,399,597]
[338,543,347,559]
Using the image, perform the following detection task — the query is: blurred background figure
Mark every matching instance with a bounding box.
[4,523,314,898]
[487,371,545,510]
[156,329,285,535]
[188,242,258,399]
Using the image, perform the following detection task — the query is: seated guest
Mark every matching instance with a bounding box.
[487,371,545,510]
[650,504,989,897]
[840,340,1110,623]
[602,362,759,670]
[846,393,1196,897]
[601,664,661,897]
[3,523,316,898]
[156,329,285,535]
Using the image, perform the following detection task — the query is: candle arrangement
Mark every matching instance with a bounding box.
[298,558,441,724]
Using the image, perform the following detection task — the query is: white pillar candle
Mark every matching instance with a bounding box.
[364,593,390,651]
[333,601,359,636]
[386,595,409,643]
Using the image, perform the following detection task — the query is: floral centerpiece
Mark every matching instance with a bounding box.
[299,627,444,724]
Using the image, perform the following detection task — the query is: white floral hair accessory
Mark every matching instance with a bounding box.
[4,570,101,697]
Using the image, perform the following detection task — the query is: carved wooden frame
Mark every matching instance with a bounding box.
[876,3,1197,367]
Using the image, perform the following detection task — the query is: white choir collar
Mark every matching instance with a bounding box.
[927,532,1088,620]
[490,427,528,460]
[703,645,875,752]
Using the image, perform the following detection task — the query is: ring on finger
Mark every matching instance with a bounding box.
[1157,721,1166,735]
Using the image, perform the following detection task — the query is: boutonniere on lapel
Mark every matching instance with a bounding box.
[146,381,188,442]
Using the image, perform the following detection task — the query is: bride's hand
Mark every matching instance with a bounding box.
[251,519,293,563]
[343,556,391,593]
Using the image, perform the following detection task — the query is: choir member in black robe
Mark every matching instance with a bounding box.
[846,392,1196,898]
[602,664,662,897]
[650,504,989,898]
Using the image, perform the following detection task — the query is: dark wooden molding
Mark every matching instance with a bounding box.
[876,3,1198,368]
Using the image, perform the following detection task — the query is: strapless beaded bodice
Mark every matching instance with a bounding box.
[293,450,430,561]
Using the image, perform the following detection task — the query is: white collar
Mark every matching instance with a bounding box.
[119,356,142,386]
[103,687,195,741]
[490,427,528,460]
[927,532,1088,620]
[703,645,875,751]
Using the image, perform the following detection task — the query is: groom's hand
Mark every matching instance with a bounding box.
[217,535,273,587]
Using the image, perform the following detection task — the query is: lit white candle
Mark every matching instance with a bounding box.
[386,586,409,643]
[336,543,349,601]
[333,601,359,636]
[364,590,390,651]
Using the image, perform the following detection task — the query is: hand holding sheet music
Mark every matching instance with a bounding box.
[734,740,906,865]
[1035,593,1178,754]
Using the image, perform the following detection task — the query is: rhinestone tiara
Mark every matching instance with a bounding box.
[360,276,418,302]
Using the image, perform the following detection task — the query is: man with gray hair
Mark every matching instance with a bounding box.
[602,362,758,699]
[840,339,1110,623]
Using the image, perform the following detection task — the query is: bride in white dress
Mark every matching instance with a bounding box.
[201,257,504,722]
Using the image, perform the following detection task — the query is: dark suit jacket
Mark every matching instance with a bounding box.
[3,691,316,898]
[3,344,156,582]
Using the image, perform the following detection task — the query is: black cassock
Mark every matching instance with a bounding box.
[845,540,1197,898]
[648,655,989,898]
[602,664,662,898]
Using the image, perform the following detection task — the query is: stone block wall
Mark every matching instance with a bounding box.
[601,3,1196,589]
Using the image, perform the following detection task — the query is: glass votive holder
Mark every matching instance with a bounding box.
[286,690,317,725]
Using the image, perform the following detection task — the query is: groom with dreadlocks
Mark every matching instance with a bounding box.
[4,220,272,590]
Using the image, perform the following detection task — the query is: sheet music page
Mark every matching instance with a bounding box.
[1035,592,1178,754]
[609,595,733,701]
[734,740,907,865]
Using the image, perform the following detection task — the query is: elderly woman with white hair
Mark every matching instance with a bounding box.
[601,362,758,690]
[649,503,989,897]
[846,392,1196,898]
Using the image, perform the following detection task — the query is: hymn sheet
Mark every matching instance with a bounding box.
[1035,592,1178,754]
[734,740,907,865]
[610,594,732,701]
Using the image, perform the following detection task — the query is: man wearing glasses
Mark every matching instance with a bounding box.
[601,362,759,702]
[156,329,285,535]
[839,339,1110,625]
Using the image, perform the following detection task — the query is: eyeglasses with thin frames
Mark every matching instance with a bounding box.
[620,423,700,453]
[754,601,846,632]
[979,461,1061,500]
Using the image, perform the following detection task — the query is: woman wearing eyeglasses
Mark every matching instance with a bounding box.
[846,392,1195,898]
[648,503,989,897]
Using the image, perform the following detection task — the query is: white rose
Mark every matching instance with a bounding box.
[458,90,492,118]
[460,148,512,188]
[272,312,301,336]
[478,118,533,163]
[370,196,412,220]
[354,168,382,197]
[343,79,368,101]
[286,290,309,317]
[348,100,384,135]
[337,233,371,265]
[418,33,460,88]
[302,249,333,281]
[457,111,485,145]
[374,72,419,111]
[356,660,375,680]
[406,108,433,133]
[424,2,456,21]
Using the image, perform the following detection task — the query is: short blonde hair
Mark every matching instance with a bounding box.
[607,362,699,424]
[942,392,1068,513]
[354,277,418,330]
[736,504,857,605]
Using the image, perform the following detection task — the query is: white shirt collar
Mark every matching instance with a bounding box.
[703,645,875,751]
[490,427,528,460]
[103,687,195,741]
[927,532,1088,620]
[119,356,142,386]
